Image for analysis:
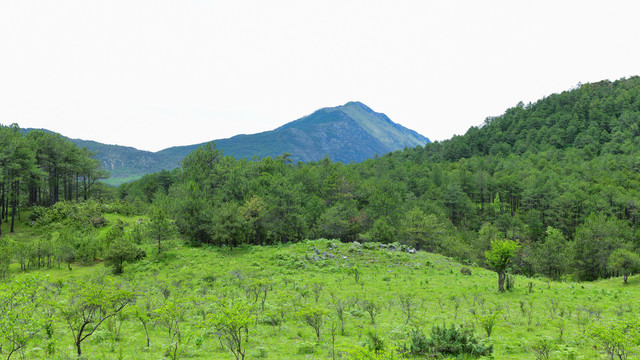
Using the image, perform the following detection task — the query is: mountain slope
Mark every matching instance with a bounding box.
[68,101,430,185]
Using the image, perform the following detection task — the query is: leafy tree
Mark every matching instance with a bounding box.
[147,206,176,254]
[530,227,571,280]
[485,238,520,292]
[314,202,360,241]
[608,248,640,283]
[104,236,144,274]
[590,319,640,360]
[400,209,447,252]
[573,214,632,280]
[211,201,249,251]
[241,194,267,244]
[297,304,329,342]
[263,178,307,243]
[208,300,255,360]
[0,276,46,360]
[154,296,191,360]
[170,180,215,246]
[368,217,395,244]
[59,273,134,356]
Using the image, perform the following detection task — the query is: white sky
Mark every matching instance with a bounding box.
[1,1,639,152]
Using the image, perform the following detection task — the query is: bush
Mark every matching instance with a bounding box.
[409,324,492,358]
[406,328,430,355]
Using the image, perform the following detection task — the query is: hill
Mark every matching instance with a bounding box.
[62,102,429,185]
[410,76,640,162]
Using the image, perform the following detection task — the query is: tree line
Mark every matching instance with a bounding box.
[0,125,107,235]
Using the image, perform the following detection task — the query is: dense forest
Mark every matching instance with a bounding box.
[117,76,640,282]
[0,125,107,234]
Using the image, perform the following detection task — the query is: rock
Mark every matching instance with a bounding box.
[408,248,416,254]
[328,253,335,258]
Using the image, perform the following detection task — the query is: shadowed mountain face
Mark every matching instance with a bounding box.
[55,102,429,185]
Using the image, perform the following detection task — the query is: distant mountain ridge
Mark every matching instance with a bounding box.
[30,102,430,185]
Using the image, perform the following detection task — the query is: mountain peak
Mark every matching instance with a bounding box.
[340,101,371,110]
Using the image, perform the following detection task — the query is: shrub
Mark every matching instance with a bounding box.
[406,328,430,355]
[413,324,492,358]
[364,330,385,353]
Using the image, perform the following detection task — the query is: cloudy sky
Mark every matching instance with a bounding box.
[1,1,639,152]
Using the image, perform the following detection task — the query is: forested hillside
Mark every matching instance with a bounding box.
[123,76,640,282]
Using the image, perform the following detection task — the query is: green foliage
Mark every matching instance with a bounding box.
[208,300,255,360]
[367,217,395,244]
[104,235,145,274]
[0,276,47,359]
[590,319,640,360]
[147,206,177,253]
[411,324,493,358]
[573,214,633,280]
[59,272,134,356]
[530,227,571,280]
[340,344,402,360]
[210,201,249,251]
[608,248,640,283]
[530,336,554,360]
[485,238,520,291]
[297,304,329,341]
[29,201,110,229]
[476,311,500,337]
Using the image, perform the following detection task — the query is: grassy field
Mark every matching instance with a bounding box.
[1,214,638,359]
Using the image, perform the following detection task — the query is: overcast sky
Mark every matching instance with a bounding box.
[1,1,639,152]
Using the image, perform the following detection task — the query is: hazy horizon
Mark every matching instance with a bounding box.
[2,1,639,151]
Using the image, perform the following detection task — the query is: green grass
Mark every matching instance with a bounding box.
[2,218,639,359]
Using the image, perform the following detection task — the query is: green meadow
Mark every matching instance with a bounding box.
[1,212,638,360]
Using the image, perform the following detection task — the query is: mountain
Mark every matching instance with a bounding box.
[61,102,429,185]
[156,101,429,166]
